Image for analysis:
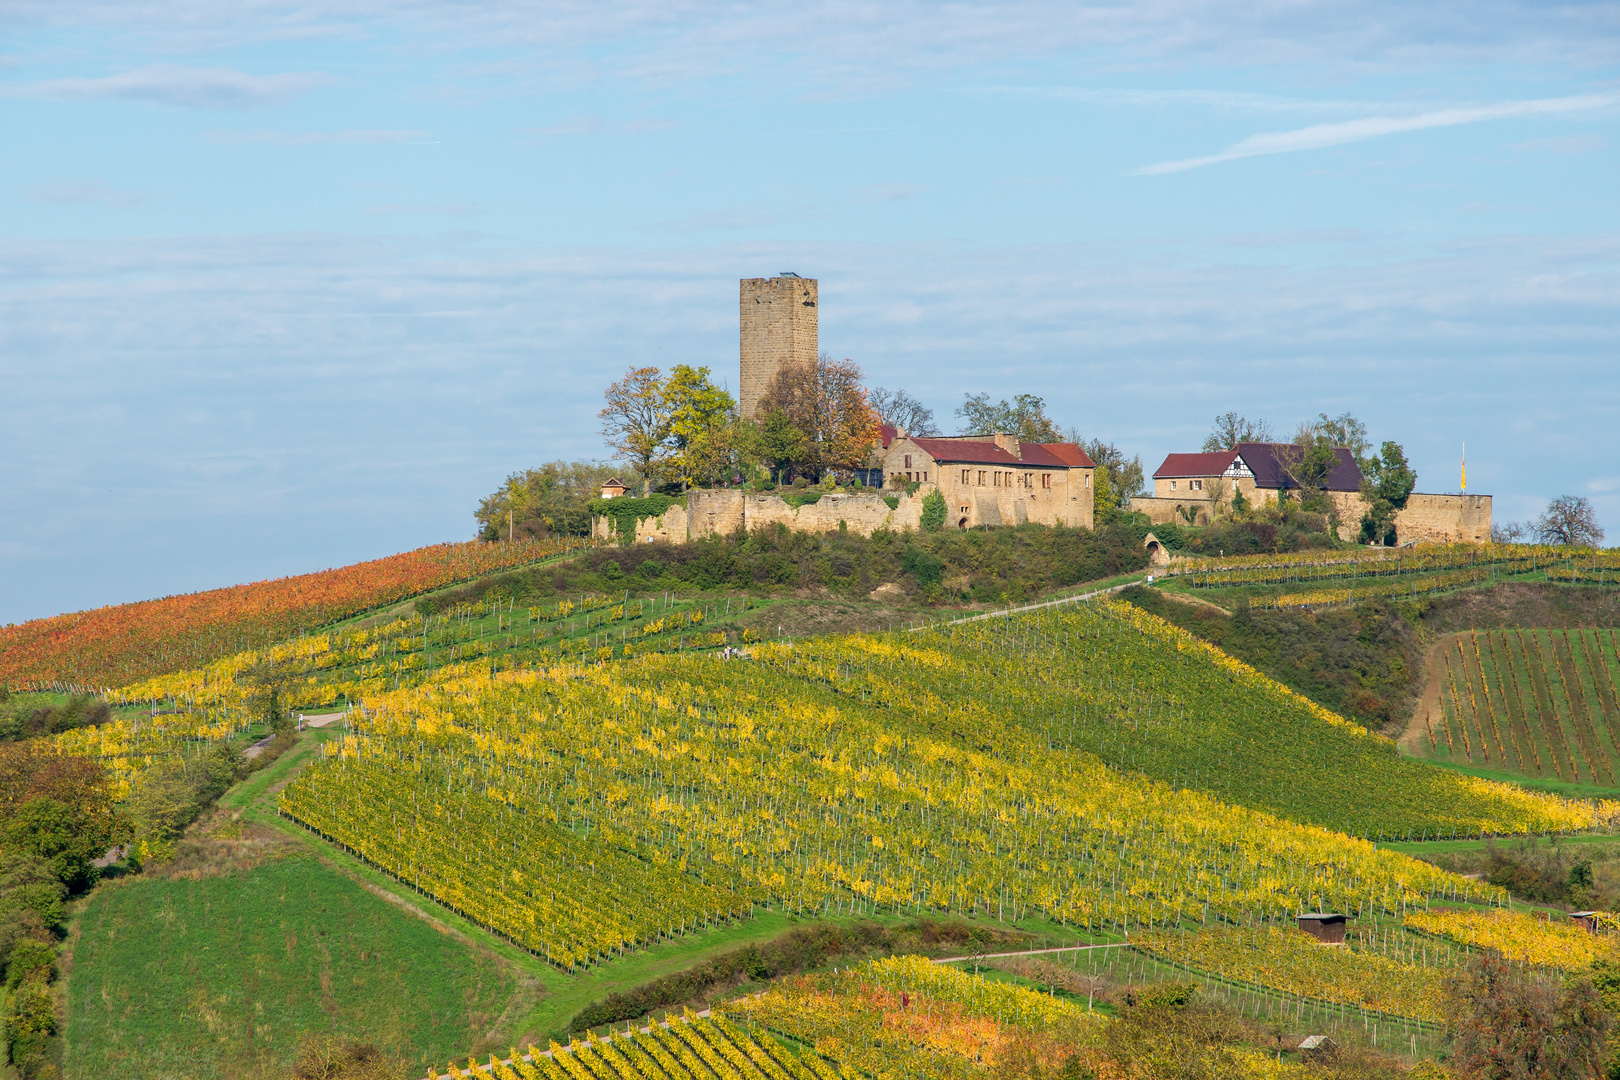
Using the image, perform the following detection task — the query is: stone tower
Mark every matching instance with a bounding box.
[739,275,817,419]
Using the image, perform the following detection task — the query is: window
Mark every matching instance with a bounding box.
[1170,480,1177,490]
[962,468,971,484]
[904,454,912,469]
[1193,479,1203,491]
[1041,473,1052,489]
[978,470,986,486]
[1085,474,1091,488]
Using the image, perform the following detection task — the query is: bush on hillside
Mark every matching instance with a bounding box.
[425,523,1148,610]
[0,693,111,744]
[1119,587,1419,730]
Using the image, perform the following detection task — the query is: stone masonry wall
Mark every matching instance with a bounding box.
[739,276,818,419]
[1132,490,1491,544]
[593,487,926,545]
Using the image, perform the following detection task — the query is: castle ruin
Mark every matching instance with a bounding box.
[738,275,818,419]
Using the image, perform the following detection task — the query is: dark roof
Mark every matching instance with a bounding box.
[1235,443,1364,492]
[908,437,1094,469]
[1154,451,1238,479]
[1297,913,1348,921]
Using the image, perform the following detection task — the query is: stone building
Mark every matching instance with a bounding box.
[881,433,1096,529]
[739,274,818,419]
[1133,443,1491,544]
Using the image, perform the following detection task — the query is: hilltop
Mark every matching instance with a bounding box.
[5,536,1620,1079]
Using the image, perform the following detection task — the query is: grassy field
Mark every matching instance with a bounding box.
[1413,629,1620,788]
[65,853,520,1080]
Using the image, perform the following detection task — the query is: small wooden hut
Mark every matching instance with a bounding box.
[1570,911,1603,933]
[600,478,628,499]
[1296,913,1348,944]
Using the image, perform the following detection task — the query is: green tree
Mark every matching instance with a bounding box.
[599,366,670,495]
[1308,411,1372,469]
[920,488,947,532]
[663,364,737,489]
[1359,440,1417,545]
[476,461,624,539]
[1201,412,1271,452]
[757,408,809,482]
[955,393,1060,442]
[1079,437,1145,513]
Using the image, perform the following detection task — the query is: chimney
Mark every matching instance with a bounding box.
[898,427,908,439]
[994,432,1021,459]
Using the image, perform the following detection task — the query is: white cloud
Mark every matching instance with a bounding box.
[206,128,430,145]
[18,179,149,206]
[1,64,329,108]
[1138,93,1620,174]
[1590,478,1620,493]
[6,1,1620,86]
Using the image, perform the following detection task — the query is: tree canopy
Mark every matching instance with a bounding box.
[868,387,938,436]
[1536,495,1606,547]
[955,393,1060,442]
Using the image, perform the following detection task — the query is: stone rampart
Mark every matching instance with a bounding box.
[593,487,927,544]
[1392,493,1492,545]
[1131,490,1491,545]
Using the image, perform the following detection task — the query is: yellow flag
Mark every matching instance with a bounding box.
[1461,443,1467,492]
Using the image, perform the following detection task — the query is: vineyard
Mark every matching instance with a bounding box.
[1134,925,1446,1023]
[433,960,1108,1080]
[1404,908,1614,969]
[272,601,1568,973]
[104,592,758,716]
[1157,542,1620,611]
[1165,543,1576,588]
[1417,629,1620,786]
[0,537,588,689]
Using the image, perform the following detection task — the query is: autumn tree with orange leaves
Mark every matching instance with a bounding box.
[756,355,881,481]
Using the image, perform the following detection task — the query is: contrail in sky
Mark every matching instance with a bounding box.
[1137,93,1620,174]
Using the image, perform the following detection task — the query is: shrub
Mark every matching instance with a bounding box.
[920,489,947,532]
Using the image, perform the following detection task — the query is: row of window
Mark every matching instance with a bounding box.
[957,468,1057,490]
[1169,479,1204,491]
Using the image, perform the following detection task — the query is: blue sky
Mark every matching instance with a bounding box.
[3,0,1618,623]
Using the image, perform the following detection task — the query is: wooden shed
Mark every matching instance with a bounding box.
[1296,913,1348,944]
[1297,1035,1338,1060]
[1570,911,1603,933]
[600,477,628,499]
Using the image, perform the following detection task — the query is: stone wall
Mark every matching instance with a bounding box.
[739,276,818,419]
[1392,493,1493,545]
[1131,490,1491,544]
[593,487,926,544]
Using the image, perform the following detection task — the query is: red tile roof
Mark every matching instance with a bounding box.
[1154,451,1238,479]
[877,423,898,448]
[1039,442,1097,469]
[908,438,1093,469]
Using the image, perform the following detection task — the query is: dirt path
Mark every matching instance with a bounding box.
[910,578,1145,632]
[1401,633,1454,757]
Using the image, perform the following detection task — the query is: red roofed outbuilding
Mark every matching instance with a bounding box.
[881,432,1096,529]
